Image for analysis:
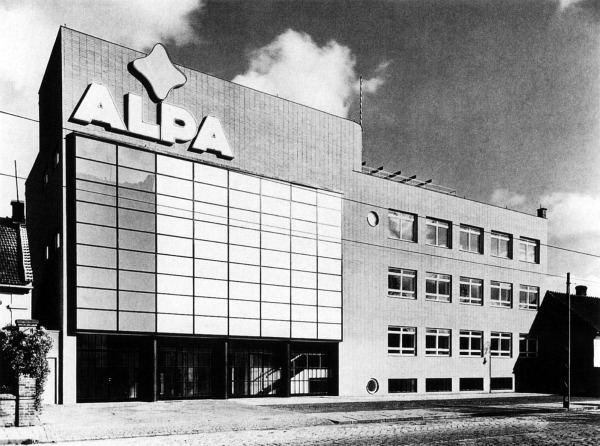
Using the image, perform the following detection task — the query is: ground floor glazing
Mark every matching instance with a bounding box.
[76,334,338,402]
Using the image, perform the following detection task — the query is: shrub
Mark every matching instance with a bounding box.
[0,325,53,410]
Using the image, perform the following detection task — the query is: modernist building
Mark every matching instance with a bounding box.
[27,28,548,404]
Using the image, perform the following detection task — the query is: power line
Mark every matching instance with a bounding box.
[3,165,600,268]
[0,107,598,264]
[66,183,600,285]
[0,109,38,124]
[2,161,598,284]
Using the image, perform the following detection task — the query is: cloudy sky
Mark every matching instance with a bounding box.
[0,0,599,292]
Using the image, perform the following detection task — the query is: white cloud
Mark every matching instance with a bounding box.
[541,192,600,238]
[0,0,202,116]
[558,0,584,11]
[541,192,600,295]
[0,0,202,217]
[360,61,391,94]
[489,188,527,208]
[232,29,387,117]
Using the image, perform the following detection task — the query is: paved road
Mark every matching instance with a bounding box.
[60,411,600,445]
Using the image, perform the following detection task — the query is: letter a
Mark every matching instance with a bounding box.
[70,83,126,131]
[189,116,234,160]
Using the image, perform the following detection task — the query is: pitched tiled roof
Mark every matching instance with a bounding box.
[546,291,600,331]
[0,217,32,286]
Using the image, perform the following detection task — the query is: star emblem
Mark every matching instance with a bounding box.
[130,43,187,103]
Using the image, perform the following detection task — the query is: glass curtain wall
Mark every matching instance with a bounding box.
[73,136,342,340]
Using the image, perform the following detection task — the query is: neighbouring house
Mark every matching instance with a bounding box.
[0,200,32,329]
[0,200,33,391]
[515,286,600,396]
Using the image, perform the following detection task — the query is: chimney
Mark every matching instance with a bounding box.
[537,207,547,219]
[11,200,25,224]
[575,285,587,297]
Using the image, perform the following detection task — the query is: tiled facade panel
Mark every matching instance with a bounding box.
[59,28,360,194]
[339,172,548,395]
[74,136,341,339]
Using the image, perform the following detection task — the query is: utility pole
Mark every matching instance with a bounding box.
[564,272,571,410]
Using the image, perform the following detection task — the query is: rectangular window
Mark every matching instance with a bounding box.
[459,225,483,254]
[425,378,452,392]
[425,328,451,356]
[388,268,416,299]
[519,285,539,310]
[426,218,451,248]
[388,378,417,393]
[491,231,512,258]
[459,377,484,391]
[490,281,512,308]
[491,332,512,357]
[490,377,513,391]
[459,330,482,356]
[459,277,483,305]
[519,334,538,358]
[518,237,539,263]
[388,210,417,242]
[425,272,451,302]
[388,326,416,356]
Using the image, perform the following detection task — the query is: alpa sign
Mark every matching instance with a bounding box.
[69,44,234,160]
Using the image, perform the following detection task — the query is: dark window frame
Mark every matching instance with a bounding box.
[388,210,418,243]
[459,224,483,254]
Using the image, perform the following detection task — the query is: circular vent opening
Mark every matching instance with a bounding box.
[367,211,379,227]
[366,378,379,394]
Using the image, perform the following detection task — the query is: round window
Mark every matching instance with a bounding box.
[366,378,379,394]
[367,211,379,227]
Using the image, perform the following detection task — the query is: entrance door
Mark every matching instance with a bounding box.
[158,342,213,399]
[229,349,281,397]
[290,351,329,395]
[77,334,144,402]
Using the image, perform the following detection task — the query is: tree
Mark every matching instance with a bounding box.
[0,325,53,410]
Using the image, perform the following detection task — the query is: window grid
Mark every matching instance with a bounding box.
[425,328,451,356]
[491,231,511,258]
[73,137,342,339]
[459,330,482,356]
[425,272,451,302]
[388,268,416,299]
[490,281,512,308]
[425,218,450,248]
[490,332,512,357]
[388,326,416,356]
[459,277,483,305]
[519,334,538,358]
[519,285,539,310]
[459,225,482,254]
[518,237,539,263]
[388,210,416,242]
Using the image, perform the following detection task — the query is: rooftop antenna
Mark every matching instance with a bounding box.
[14,160,19,201]
[359,75,363,129]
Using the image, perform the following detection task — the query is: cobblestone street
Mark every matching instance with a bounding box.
[60,411,600,446]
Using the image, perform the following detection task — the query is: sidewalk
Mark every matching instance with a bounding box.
[1,393,598,445]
